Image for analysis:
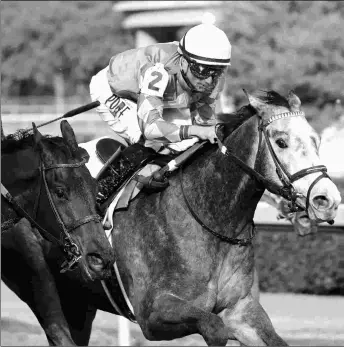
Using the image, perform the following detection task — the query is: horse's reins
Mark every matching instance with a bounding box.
[179,110,333,246]
[1,156,102,273]
[179,166,256,246]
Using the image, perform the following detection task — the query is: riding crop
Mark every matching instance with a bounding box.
[23,100,101,133]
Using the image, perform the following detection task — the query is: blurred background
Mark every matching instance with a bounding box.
[1,1,344,346]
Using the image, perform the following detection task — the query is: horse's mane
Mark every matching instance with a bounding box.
[217,104,255,131]
[1,129,63,155]
[217,90,291,138]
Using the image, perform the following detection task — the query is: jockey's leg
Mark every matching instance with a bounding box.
[89,66,141,145]
[218,293,288,346]
[2,218,75,346]
[142,293,235,346]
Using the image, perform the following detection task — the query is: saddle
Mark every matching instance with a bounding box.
[95,138,174,214]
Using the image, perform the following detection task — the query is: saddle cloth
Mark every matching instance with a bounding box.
[79,137,161,244]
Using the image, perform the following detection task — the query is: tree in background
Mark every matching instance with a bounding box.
[218,1,344,115]
[1,1,134,98]
[1,0,344,129]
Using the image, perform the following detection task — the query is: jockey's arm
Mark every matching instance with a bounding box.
[137,63,189,144]
[137,63,217,144]
[137,94,218,144]
[137,93,190,143]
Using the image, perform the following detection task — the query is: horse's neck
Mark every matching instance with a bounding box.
[185,116,263,233]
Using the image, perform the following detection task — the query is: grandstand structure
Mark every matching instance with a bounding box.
[112,1,226,47]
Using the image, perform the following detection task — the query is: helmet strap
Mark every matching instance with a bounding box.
[180,58,198,93]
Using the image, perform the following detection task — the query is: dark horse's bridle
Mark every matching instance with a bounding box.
[1,155,101,273]
[180,110,332,246]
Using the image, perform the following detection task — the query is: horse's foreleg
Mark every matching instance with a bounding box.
[58,292,97,347]
[219,294,288,346]
[251,267,260,302]
[143,293,234,346]
[29,270,76,346]
[9,218,76,346]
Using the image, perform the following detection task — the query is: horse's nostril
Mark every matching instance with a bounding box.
[87,253,104,269]
[312,195,330,209]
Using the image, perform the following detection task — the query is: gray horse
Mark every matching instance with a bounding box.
[24,90,341,346]
[105,90,340,346]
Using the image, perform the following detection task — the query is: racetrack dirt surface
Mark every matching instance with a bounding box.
[1,282,344,346]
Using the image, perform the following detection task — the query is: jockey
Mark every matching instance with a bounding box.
[89,23,231,154]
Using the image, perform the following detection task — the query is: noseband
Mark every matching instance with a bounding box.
[217,110,331,215]
[1,156,101,273]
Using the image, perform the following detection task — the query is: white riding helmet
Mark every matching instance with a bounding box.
[178,24,231,66]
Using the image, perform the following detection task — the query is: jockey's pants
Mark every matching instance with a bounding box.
[89,67,142,145]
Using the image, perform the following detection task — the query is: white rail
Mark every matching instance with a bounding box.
[254,202,344,227]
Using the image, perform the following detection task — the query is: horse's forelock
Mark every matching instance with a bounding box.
[254,90,291,109]
[1,129,72,161]
[1,130,36,154]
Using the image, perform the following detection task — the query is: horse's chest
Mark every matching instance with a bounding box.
[215,249,255,309]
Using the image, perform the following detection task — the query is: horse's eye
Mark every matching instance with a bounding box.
[276,139,288,149]
[55,187,66,199]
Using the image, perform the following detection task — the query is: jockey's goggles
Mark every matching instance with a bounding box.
[186,58,226,80]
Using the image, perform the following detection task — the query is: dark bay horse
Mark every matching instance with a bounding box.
[21,91,341,346]
[1,120,114,345]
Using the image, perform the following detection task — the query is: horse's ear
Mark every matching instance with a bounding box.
[60,120,78,153]
[287,90,301,111]
[243,89,266,112]
[77,147,90,163]
[32,122,43,150]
